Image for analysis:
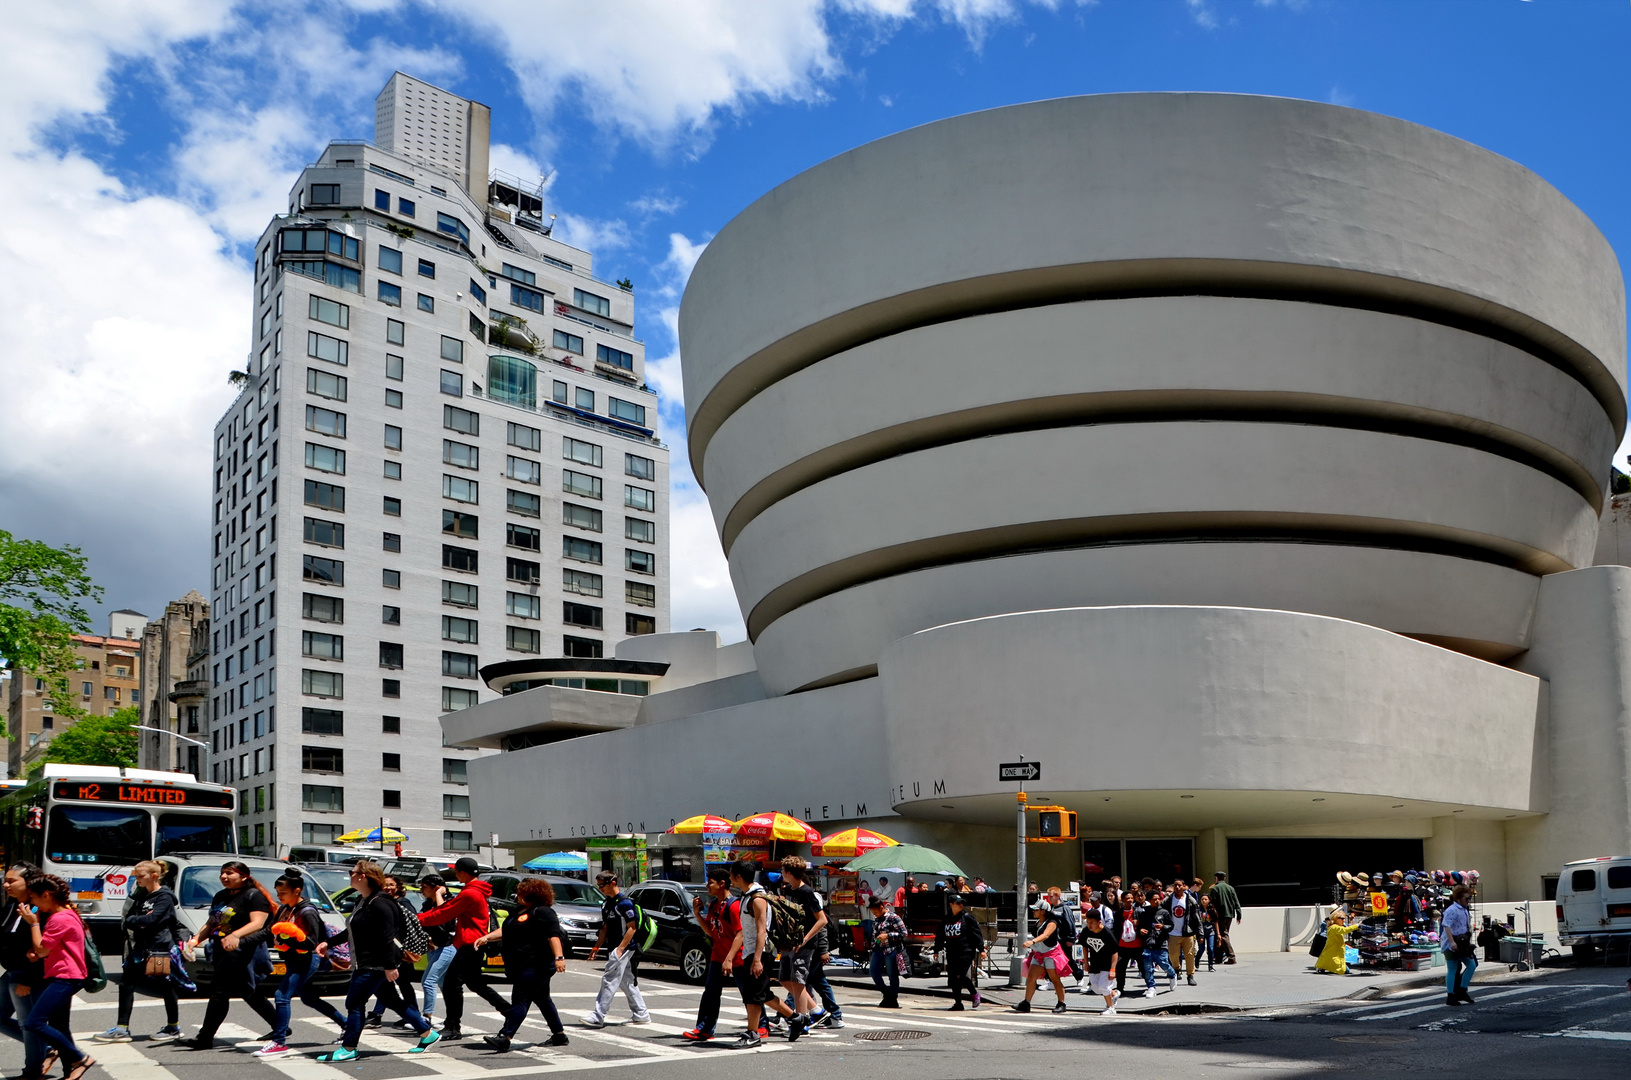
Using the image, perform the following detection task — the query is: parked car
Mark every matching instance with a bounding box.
[301,865,358,909]
[481,872,603,957]
[1556,855,1631,958]
[628,879,712,983]
[157,853,348,991]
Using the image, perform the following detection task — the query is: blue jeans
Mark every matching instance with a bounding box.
[343,972,428,1048]
[1445,953,1477,993]
[272,952,344,1042]
[419,945,456,1017]
[23,979,84,1067]
[869,949,900,998]
[0,973,43,1076]
[1140,945,1176,988]
[808,954,841,1019]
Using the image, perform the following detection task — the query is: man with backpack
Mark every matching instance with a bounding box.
[775,858,826,1023]
[583,872,652,1027]
[723,861,806,1049]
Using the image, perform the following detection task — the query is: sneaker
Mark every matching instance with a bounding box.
[971,991,981,1008]
[174,1038,214,1051]
[149,1027,183,1044]
[439,1027,464,1041]
[1446,993,1464,1007]
[878,999,901,1009]
[1052,1002,1068,1014]
[827,1017,845,1029]
[482,1035,511,1052]
[787,1014,808,1043]
[1143,988,1158,998]
[1102,1007,1118,1018]
[1111,989,1122,1002]
[546,1033,570,1046]
[681,1028,713,1042]
[411,1029,442,1054]
[756,1025,770,1038]
[1013,1000,1031,1013]
[581,1016,606,1029]
[1168,974,1176,991]
[392,1019,415,1030]
[92,1028,132,1043]
[318,1048,357,1062]
[729,1032,763,1050]
[948,1001,965,1011]
[1187,975,1196,986]
[251,1043,289,1057]
[810,1012,833,1029]
[629,1015,652,1025]
[363,1014,384,1029]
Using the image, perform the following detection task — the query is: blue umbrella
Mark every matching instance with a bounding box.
[525,851,589,872]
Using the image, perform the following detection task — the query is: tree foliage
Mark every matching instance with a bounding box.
[0,530,102,737]
[32,705,139,776]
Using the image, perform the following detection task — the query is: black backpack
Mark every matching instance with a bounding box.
[1053,906,1077,945]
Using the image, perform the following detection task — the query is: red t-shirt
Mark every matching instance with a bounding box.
[705,897,741,964]
[41,911,87,981]
[894,887,906,909]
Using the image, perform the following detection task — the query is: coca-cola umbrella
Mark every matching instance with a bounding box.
[666,815,736,834]
[731,812,821,844]
[811,827,899,858]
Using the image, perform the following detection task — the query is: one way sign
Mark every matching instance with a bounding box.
[998,761,1040,783]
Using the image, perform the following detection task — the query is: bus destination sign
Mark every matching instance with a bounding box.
[51,781,234,810]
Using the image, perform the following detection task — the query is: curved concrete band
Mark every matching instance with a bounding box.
[704,297,1618,551]
[878,606,1544,815]
[681,94,1626,484]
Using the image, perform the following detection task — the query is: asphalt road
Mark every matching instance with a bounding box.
[3,960,1626,1079]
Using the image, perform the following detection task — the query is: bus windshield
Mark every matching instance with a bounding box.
[46,806,149,865]
[157,814,234,856]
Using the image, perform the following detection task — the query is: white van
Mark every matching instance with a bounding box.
[1556,856,1631,957]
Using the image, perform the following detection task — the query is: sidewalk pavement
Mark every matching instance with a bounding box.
[828,950,1553,1014]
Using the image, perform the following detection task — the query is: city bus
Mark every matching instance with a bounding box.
[0,764,236,940]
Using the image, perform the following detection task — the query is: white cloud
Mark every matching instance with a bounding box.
[1186,0,1220,30]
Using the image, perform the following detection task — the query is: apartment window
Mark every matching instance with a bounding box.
[626,518,656,543]
[564,537,602,564]
[506,523,541,551]
[562,600,605,629]
[626,581,657,608]
[468,279,486,305]
[511,284,544,312]
[506,456,541,484]
[563,437,602,468]
[418,293,435,313]
[443,440,479,470]
[382,679,400,698]
[573,288,611,317]
[308,296,349,328]
[608,398,646,426]
[553,381,568,404]
[382,605,400,625]
[383,460,402,480]
[563,569,603,597]
[300,746,345,775]
[597,344,635,371]
[382,752,401,772]
[626,613,657,635]
[374,189,391,212]
[386,354,404,380]
[301,707,344,736]
[305,406,346,439]
[382,715,400,734]
[442,545,478,573]
[382,568,401,588]
[575,387,595,411]
[301,669,343,698]
[553,330,584,355]
[442,509,478,539]
[627,549,656,575]
[563,470,601,499]
[506,626,541,653]
[304,823,344,845]
[442,688,479,712]
[378,246,402,274]
[506,591,541,618]
[302,555,343,585]
[382,790,401,809]
[443,758,468,784]
[625,454,656,481]
[307,368,347,401]
[506,422,541,451]
[304,479,344,511]
[507,490,541,517]
[444,830,474,852]
[386,319,404,345]
[301,784,344,811]
[385,389,403,409]
[563,636,602,659]
[440,370,462,397]
[307,332,348,366]
[304,443,345,474]
[436,212,469,244]
[625,486,655,512]
[442,580,479,608]
[301,631,343,660]
[303,516,344,548]
[443,475,478,504]
[378,281,402,307]
[382,532,400,552]
[302,593,343,623]
[442,651,478,678]
[443,794,472,820]
[441,336,464,363]
[442,615,478,644]
[309,184,340,205]
[564,504,602,532]
[379,642,404,669]
[443,404,479,435]
[417,257,434,277]
[382,495,401,516]
[506,557,541,585]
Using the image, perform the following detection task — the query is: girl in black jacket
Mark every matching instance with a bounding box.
[314,861,438,1061]
[243,870,345,1056]
[934,895,985,1010]
[96,862,181,1043]
[472,877,568,1051]
[0,862,47,1080]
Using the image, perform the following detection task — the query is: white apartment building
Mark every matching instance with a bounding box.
[208,75,669,859]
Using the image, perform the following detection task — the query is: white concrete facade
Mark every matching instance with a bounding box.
[452,93,1630,905]
[209,76,668,860]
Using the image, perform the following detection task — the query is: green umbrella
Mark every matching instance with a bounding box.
[844,843,968,879]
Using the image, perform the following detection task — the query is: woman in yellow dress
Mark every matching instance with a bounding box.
[1314,913,1352,974]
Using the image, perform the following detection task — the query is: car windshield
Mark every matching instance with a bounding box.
[305,867,354,898]
[550,880,600,905]
[178,865,338,912]
[46,805,149,865]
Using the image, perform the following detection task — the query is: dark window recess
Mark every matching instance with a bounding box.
[443,545,479,573]
[382,715,401,734]
[302,555,343,585]
[1608,866,1631,890]
[383,532,401,552]
[1573,869,1598,892]
[383,753,401,771]
[379,642,404,669]
[382,679,401,698]
[563,636,603,659]
[442,651,479,678]
[301,745,344,773]
[443,510,479,539]
[507,557,541,584]
[626,613,656,636]
[383,790,402,808]
[563,602,603,629]
[506,523,541,551]
[301,708,344,736]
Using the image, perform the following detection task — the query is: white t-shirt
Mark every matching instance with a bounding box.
[1169,895,1190,933]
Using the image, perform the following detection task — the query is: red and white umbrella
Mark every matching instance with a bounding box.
[732,812,820,844]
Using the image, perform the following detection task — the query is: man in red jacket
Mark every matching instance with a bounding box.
[416,858,509,1038]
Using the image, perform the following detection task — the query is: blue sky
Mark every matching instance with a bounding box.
[1,0,1628,642]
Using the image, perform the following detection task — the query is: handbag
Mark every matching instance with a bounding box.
[894,948,910,976]
[1308,930,1327,957]
[79,917,108,994]
[145,953,172,977]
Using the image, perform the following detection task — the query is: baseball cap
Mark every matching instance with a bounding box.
[1029,897,1052,910]
[454,856,480,875]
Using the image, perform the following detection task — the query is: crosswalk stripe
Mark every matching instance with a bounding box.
[1559,1029,1631,1042]
[1327,989,1441,1016]
[566,1026,694,1058]
[1357,984,1545,1021]
[78,1038,185,1080]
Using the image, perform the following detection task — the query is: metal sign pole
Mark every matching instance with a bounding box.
[1013,758,1028,986]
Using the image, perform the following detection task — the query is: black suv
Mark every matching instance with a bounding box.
[628,880,712,983]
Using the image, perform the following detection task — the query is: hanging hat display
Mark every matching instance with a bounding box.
[1337,871,1354,886]
[1353,872,1371,886]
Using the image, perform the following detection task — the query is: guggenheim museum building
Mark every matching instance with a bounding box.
[449,93,1631,907]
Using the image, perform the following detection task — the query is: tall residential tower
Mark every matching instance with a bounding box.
[209,74,668,858]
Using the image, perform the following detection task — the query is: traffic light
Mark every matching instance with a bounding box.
[1033,806,1077,841]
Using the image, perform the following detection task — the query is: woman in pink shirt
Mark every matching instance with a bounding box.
[20,875,94,1080]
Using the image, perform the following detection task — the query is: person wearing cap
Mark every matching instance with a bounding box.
[415,856,508,1039]
[1078,909,1120,1017]
[865,896,907,1008]
[1015,897,1069,1014]
[934,894,985,1010]
[1206,872,1241,965]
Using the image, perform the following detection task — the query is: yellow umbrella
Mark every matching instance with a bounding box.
[732,812,821,844]
[335,827,409,844]
[811,827,899,858]
[666,815,735,834]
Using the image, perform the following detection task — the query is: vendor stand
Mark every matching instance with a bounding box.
[1328,867,1480,971]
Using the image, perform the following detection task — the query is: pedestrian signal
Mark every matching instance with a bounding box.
[1031,806,1077,842]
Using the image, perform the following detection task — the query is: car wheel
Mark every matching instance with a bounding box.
[680,938,709,984]
[1571,943,1598,962]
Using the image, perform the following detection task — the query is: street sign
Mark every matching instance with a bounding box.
[999,761,1040,782]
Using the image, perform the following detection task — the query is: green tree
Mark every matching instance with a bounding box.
[0,530,102,737]
[31,705,139,776]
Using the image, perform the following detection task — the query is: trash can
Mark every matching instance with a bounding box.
[1498,935,1543,967]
